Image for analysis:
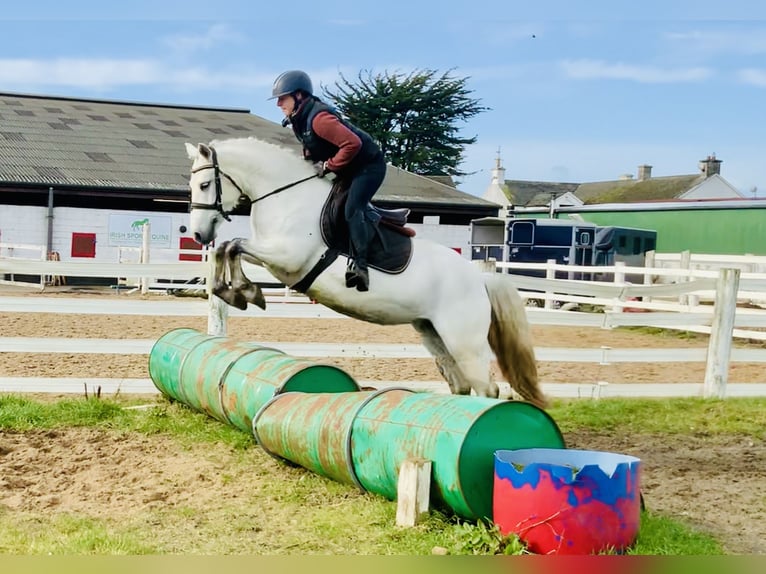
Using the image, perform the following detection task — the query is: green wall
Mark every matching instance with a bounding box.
[554,208,766,255]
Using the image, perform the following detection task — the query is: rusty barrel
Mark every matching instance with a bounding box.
[253,387,565,520]
[252,390,381,486]
[148,328,360,433]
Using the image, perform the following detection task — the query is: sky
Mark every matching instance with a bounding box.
[2,0,765,198]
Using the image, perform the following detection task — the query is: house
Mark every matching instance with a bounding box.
[482,153,744,212]
[478,152,766,255]
[0,91,499,267]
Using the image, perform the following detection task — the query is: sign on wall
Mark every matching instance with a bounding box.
[108,213,172,248]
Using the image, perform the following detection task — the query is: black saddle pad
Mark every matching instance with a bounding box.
[320,183,413,274]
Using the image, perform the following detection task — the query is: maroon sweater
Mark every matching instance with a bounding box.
[311,111,362,172]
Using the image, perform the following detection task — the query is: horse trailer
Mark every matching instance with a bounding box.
[470,217,657,280]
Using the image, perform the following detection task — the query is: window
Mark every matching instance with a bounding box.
[509,221,534,245]
[71,233,96,258]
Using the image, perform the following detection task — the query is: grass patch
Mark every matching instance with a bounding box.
[0,511,157,555]
[630,512,723,555]
[0,395,253,450]
[548,397,766,438]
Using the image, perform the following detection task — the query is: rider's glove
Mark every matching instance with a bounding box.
[313,161,328,178]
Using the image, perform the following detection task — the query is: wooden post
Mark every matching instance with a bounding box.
[611,261,626,313]
[40,246,48,289]
[140,223,151,295]
[679,250,691,305]
[395,458,432,527]
[643,250,655,304]
[544,259,556,310]
[703,268,740,399]
[206,249,228,336]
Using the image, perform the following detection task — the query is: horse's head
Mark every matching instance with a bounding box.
[185,142,247,245]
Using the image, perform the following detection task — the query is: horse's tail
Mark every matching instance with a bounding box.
[484,273,549,409]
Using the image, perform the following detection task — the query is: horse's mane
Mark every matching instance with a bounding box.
[211,136,306,171]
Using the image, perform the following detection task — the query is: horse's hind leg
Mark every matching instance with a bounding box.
[412,319,469,395]
[420,310,500,399]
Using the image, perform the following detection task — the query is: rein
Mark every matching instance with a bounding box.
[189,146,318,220]
[250,174,318,205]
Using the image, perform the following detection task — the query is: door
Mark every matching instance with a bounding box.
[71,232,96,258]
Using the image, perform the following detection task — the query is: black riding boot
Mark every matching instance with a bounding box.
[345,213,371,292]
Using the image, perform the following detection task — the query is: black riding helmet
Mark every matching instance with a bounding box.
[270,70,313,99]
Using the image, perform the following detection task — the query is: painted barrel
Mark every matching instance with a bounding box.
[253,386,565,520]
[493,448,642,555]
[148,328,360,433]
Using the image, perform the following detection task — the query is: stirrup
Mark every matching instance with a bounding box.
[345,261,369,291]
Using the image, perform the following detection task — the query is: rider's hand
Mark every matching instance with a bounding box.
[313,161,328,178]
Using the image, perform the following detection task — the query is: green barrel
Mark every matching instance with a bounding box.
[148,328,229,408]
[218,347,359,433]
[351,390,565,520]
[148,328,360,434]
[252,390,390,487]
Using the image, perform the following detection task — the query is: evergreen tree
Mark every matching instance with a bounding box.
[322,69,488,177]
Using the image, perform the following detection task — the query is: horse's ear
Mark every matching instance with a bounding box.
[185,142,211,160]
[184,142,199,160]
[197,143,212,160]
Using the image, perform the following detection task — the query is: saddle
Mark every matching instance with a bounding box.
[290,178,415,293]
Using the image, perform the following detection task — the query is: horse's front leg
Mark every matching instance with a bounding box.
[225,239,266,310]
[211,242,248,310]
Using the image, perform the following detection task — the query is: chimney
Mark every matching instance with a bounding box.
[637,164,652,181]
[699,154,722,177]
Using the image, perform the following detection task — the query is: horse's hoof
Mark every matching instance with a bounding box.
[241,285,267,310]
[253,293,267,310]
[245,289,267,310]
[233,295,248,311]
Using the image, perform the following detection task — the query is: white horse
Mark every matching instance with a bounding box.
[185,137,547,407]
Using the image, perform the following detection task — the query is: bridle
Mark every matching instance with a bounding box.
[189,146,247,222]
[189,145,317,221]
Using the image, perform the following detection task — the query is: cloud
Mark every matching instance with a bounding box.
[0,58,163,89]
[666,29,766,56]
[0,57,275,91]
[161,23,241,53]
[560,59,712,83]
[738,68,766,87]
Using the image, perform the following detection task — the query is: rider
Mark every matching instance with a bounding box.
[270,69,386,292]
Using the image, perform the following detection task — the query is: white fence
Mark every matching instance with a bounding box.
[2,248,766,399]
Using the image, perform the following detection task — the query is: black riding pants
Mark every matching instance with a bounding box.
[344,152,387,223]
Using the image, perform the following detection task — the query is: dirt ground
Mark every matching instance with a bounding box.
[1,289,765,554]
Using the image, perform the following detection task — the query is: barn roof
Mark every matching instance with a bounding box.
[0,91,497,211]
[574,174,705,204]
[505,174,707,206]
